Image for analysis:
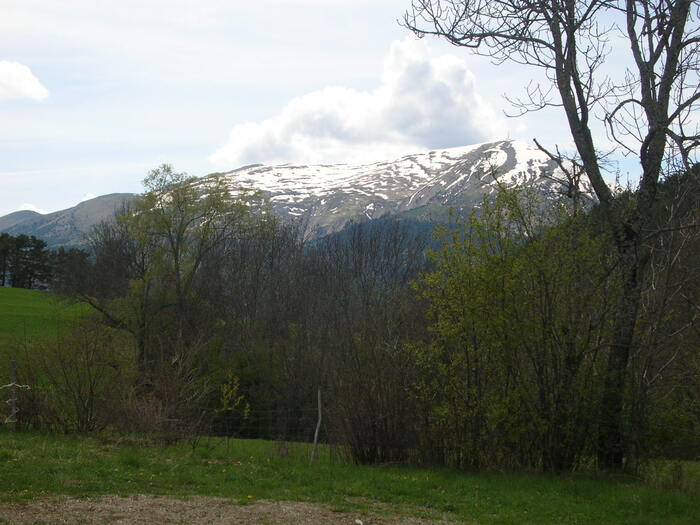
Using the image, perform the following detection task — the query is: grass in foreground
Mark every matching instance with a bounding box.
[0,430,698,524]
[0,287,89,344]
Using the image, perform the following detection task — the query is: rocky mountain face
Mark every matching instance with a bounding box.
[215,139,563,236]
[0,210,43,231]
[0,194,135,248]
[0,140,566,247]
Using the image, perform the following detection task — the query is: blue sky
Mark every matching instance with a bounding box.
[1,0,631,217]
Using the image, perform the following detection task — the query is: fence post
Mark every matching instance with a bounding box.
[310,388,322,463]
[3,359,29,431]
[9,360,17,432]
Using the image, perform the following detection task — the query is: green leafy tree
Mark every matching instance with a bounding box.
[75,164,272,373]
[120,164,272,367]
[414,187,617,471]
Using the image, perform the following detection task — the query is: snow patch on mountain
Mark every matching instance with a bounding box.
[213,139,563,235]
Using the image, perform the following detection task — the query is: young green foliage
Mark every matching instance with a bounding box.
[413,187,617,471]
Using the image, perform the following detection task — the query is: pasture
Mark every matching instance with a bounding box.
[0,431,698,524]
[0,287,88,344]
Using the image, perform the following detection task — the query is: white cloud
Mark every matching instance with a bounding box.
[79,192,96,203]
[210,38,504,167]
[17,203,47,214]
[0,61,49,100]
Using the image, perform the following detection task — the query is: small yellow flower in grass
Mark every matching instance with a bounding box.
[247,495,253,500]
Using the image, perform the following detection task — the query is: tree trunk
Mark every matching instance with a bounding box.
[597,249,644,469]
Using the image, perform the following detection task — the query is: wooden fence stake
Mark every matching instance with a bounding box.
[310,388,322,463]
[3,359,29,431]
[9,360,17,432]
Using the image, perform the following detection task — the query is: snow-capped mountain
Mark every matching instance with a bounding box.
[0,140,566,247]
[214,139,562,235]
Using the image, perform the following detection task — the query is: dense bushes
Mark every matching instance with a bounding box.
[409,179,700,471]
[410,190,616,471]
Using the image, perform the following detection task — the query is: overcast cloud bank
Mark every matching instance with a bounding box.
[210,38,503,168]
[0,61,49,101]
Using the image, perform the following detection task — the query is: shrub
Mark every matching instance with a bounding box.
[10,319,134,432]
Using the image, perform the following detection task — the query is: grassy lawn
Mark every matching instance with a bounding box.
[0,287,89,344]
[0,430,698,524]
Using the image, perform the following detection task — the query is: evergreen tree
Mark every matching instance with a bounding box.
[7,234,51,289]
[0,233,11,286]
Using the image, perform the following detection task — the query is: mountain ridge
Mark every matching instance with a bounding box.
[1,140,565,247]
[212,139,563,236]
[0,193,135,247]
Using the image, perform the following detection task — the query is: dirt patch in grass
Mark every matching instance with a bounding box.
[0,494,457,524]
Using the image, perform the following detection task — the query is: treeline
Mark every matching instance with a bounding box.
[10,165,700,473]
[0,232,87,290]
[0,233,51,289]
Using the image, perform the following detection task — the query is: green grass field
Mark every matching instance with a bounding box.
[0,287,89,344]
[0,431,698,524]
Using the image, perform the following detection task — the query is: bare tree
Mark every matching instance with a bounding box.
[404,0,699,469]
